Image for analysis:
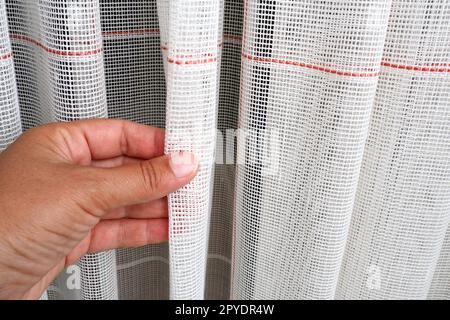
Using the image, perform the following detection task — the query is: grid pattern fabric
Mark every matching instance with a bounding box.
[232,0,390,299]
[0,0,449,300]
[205,0,242,300]
[99,0,169,301]
[336,0,450,299]
[78,251,119,299]
[428,226,450,299]
[161,0,222,299]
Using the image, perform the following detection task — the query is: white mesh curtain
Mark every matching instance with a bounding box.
[0,0,450,300]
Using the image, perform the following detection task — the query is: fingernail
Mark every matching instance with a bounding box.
[169,151,199,178]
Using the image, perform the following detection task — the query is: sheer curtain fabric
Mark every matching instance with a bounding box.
[0,0,449,300]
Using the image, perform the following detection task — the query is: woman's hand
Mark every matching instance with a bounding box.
[0,119,198,299]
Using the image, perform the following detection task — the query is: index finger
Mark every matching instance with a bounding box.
[67,119,165,161]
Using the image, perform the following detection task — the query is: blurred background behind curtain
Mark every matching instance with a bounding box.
[0,0,449,300]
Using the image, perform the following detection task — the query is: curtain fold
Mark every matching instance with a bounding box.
[0,0,449,300]
[337,1,450,299]
[232,0,391,299]
[162,0,222,299]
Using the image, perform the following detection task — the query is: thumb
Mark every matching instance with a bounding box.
[89,151,199,212]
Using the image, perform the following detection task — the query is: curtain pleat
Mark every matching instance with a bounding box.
[232,0,391,299]
[0,0,449,300]
[162,0,222,300]
[337,0,450,299]
[205,0,242,300]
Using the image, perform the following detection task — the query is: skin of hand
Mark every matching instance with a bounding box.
[0,119,199,300]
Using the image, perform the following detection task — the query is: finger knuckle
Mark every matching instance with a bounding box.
[71,169,109,219]
[139,161,161,194]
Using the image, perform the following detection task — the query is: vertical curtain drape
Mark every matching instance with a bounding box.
[0,0,449,300]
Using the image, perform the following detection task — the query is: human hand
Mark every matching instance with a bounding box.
[0,119,198,299]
